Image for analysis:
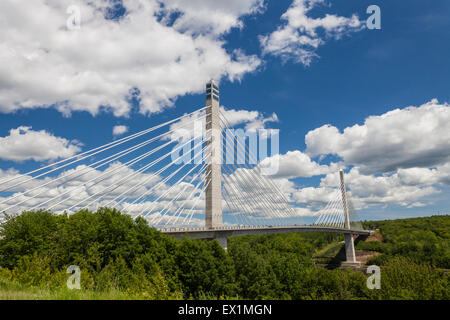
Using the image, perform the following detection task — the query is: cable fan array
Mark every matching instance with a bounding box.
[0,107,216,228]
[218,110,305,227]
[0,104,362,230]
[312,189,363,230]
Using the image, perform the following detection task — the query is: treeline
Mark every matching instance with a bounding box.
[0,209,448,299]
[358,215,450,268]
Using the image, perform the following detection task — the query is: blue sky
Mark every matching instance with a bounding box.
[0,0,449,223]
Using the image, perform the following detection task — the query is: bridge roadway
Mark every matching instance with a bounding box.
[160,225,372,240]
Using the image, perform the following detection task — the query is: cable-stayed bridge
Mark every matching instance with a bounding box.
[0,81,371,266]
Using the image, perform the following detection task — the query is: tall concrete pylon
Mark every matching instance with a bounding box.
[340,169,359,266]
[205,81,222,229]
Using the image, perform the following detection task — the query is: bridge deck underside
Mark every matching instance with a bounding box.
[161,226,372,240]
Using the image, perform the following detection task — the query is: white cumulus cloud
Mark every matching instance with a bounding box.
[0,0,261,117]
[165,106,280,142]
[0,126,81,162]
[113,125,129,137]
[260,0,364,65]
[305,99,450,174]
[259,150,341,179]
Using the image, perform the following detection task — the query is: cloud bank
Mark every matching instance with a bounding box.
[0,0,262,117]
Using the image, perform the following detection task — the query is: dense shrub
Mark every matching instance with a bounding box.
[361,216,450,268]
[370,256,449,300]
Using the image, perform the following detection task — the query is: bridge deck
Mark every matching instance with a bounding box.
[160,225,372,240]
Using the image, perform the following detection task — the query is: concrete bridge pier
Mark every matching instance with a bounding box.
[342,233,359,267]
[340,170,361,267]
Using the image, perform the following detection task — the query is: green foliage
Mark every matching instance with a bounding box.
[0,210,448,300]
[175,238,236,298]
[0,210,61,268]
[361,215,450,268]
[369,256,450,300]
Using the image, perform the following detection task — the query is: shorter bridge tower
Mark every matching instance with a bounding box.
[340,169,360,267]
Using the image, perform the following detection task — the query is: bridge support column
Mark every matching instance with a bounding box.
[340,170,360,267]
[205,80,222,229]
[343,233,357,264]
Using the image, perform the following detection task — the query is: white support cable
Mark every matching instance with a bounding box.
[72,146,193,211]
[218,135,251,226]
[220,172,249,227]
[113,154,205,211]
[330,196,344,227]
[255,170,296,217]
[226,191,247,227]
[156,161,208,225]
[0,107,207,192]
[221,114,292,209]
[220,126,287,223]
[77,131,210,211]
[221,180,252,226]
[326,196,341,227]
[232,165,285,224]
[334,192,346,228]
[225,193,246,227]
[122,136,210,216]
[226,165,283,225]
[147,160,206,225]
[0,131,174,208]
[0,113,209,209]
[44,143,176,212]
[149,158,207,223]
[330,204,340,228]
[317,194,338,226]
[322,196,337,226]
[183,177,211,226]
[219,118,294,222]
[127,160,190,217]
[137,142,210,221]
[222,135,280,225]
[220,114,297,218]
[314,191,338,225]
[220,131,287,224]
[35,123,212,213]
[162,164,208,227]
[318,190,342,226]
[222,166,264,225]
[220,121,290,219]
[168,180,207,227]
[221,166,267,226]
[221,171,256,224]
[31,132,202,212]
[120,161,189,214]
[1,138,175,213]
[9,137,178,210]
[347,199,362,230]
[105,144,205,210]
[221,181,250,227]
[321,200,337,226]
[337,202,345,228]
[316,195,336,225]
[176,180,205,227]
